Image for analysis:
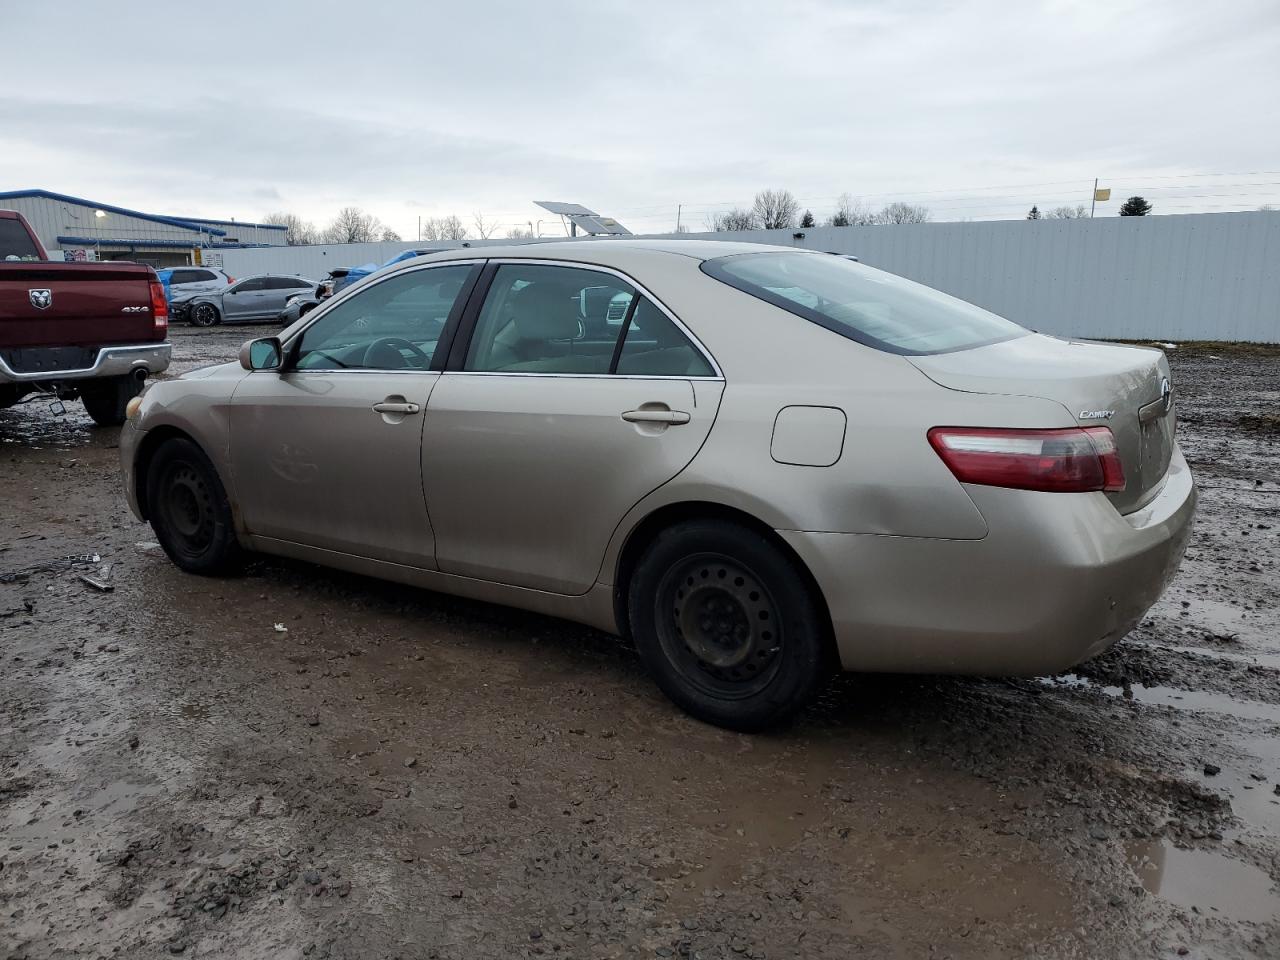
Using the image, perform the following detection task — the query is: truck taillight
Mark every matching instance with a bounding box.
[928,426,1125,493]
[149,278,169,333]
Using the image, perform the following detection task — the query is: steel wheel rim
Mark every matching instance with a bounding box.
[161,461,215,556]
[655,552,783,699]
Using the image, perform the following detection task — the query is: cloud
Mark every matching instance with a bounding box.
[2,0,1277,232]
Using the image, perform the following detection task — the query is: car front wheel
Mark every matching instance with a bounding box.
[145,438,242,575]
[628,519,832,731]
[191,303,220,327]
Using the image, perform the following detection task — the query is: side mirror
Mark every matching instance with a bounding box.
[239,337,282,371]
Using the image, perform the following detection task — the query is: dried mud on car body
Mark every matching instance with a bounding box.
[1,328,1278,959]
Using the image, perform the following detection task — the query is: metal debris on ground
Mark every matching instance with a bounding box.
[0,554,101,584]
[79,563,115,592]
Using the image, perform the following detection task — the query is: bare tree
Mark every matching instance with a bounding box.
[380,226,402,242]
[875,202,930,224]
[707,208,758,231]
[420,215,468,241]
[506,225,535,239]
[472,212,500,240]
[263,211,318,246]
[827,193,876,227]
[1045,204,1088,219]
[752,189,799,230]
[321,207,385,243]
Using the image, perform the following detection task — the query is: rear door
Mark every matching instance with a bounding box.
[422,260,724,595]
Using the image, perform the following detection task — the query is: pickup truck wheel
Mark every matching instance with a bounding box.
[146,438,242,575]
[80,375,143,427]
[191,303,220,327]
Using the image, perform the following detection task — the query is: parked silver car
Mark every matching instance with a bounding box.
[120,240,1194,730]
[186,274,317,326]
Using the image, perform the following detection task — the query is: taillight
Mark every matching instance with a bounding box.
[928,426,1125,493]
[226,276,235,284]
[148,278,169,333]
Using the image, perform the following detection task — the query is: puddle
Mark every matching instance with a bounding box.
[1125,840,1279,923]
[1155,643,1280,671]
[1040,675,1280,726]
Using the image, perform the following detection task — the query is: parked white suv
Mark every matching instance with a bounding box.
[163,267,232,303]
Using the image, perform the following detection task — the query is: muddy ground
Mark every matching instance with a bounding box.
[2,327,1277,959]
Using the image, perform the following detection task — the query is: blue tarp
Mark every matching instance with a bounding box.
[155,268,175,302]
[335,249,441,293]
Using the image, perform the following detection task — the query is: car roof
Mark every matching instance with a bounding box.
[406,238,804,268]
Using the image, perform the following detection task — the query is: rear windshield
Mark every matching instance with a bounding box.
[701,252,1027,355]
[0,219,41,261]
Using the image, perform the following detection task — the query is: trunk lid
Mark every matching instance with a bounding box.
[909,334,1175,513]
[0,262,160,349]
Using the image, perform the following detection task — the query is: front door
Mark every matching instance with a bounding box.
[223,277,268,321]
[228,262,480,566]
[423,261,724,595]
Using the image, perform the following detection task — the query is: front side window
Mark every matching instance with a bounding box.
[170,270,198,284]
[702,252,1028,355]
[234,278,266,292]
[294,264,476,371]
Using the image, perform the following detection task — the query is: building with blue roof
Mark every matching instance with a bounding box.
[0,189,287,267]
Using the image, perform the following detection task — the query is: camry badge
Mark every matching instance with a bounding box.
[1079,409,1115,420]
[28,288,52,310]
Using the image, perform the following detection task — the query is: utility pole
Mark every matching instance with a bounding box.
[1091,178,1098,218]
[676,204,682,232]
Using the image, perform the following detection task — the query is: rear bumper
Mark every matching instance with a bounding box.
[0,342,171,384]
[780,444,1196,675]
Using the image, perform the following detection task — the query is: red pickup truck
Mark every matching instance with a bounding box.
[1,209,171,425]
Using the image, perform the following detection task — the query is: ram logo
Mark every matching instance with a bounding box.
[28,288,52,310]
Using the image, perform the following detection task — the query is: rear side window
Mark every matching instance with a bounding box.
[701,252,1027,355]
[266,276,308,290]
[0,219,41,260]
[616,299,715,377]
[171,270,200,284]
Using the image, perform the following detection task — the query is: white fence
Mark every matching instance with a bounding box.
[214,211,1280,343]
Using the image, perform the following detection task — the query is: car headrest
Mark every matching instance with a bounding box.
[511,283,579,341]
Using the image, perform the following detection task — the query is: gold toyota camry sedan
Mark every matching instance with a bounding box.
[120,240,1195,730]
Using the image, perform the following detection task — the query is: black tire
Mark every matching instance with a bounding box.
[191,302,220,327]
[145,438,243,575]
[80,375,143,427]
[628,520,832,731]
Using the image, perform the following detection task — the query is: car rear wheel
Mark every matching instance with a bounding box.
[146,438,242,575]
[191,303,220,327]
[80,375,143,427]
[628,520,831,731]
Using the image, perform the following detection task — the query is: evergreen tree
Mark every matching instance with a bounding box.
[800,209,815,228]
[1027,205,1041,220]
[1119,196,1152,216]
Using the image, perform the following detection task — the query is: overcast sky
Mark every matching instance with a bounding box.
[2,0,1278,237]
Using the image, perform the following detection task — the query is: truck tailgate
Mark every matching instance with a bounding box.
[0,262,160,349]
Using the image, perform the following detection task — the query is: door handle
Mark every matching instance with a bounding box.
[372,400,420,414]
[622,408,690,425]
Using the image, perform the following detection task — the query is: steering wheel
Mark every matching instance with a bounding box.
[362,337,430,369]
